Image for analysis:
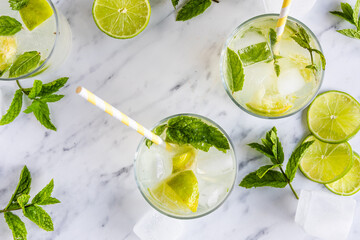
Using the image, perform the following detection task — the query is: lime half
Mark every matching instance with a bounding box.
[308,91,360,143]
[326,152,360,196]
[150,170,199,212]
[299,135,353,184]
[92,0,151,39]
[20,0,53,31]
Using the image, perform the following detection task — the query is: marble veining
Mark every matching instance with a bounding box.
[1,0,360,239]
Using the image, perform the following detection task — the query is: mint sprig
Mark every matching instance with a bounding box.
[146,116,230,153]
[172,0,218,21]
[0,77,68,131]
[330,0,360,39]
[239,127,314,199]
[9,0,30,10]
[269,28,281,77]
[0,16,22,36]
[0,166,60,240]
[9,51,41,78]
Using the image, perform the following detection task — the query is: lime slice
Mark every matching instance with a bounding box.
[20,0,53,31]
[172,147,196,173]
[0,36,17,72]
[326,152,360,196]
[247,94,293,115]
[299,135,353,184]
[150,170,199,212]
[92,0,151,39]
[308,91,360,143]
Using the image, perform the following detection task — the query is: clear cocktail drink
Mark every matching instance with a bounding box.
[221,14,324,118]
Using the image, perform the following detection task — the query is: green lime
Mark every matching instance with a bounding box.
[326,152,360,196]
[172,147,196,173]
[0,36,17,72]
[246,95,292,115]
[92,0,151,39]
[20,0,53,31]
[150,170,199,212]
[307,91,360,143]
[299,135,353,184]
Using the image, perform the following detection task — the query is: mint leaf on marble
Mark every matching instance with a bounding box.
[226,48,244,93]
[330,0,360,38]
[176,0,212,21]
[28,80,42,99]
[9,51,41,78]
[0,16,22,36]
[24,99,56,131]
[4,212,27,240]
[240,127,312,199]
[9,0,30,10]
[0,89,23,125]
[0,166,60,240]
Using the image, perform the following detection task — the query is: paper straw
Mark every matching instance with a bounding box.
[76,86,170,149]
[276,0,292,39]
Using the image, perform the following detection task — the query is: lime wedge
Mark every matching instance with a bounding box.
[299,135,353,184]
[308,91,360,143]
[0,36,17,72]
[172,147,196,173]
[247,94,292,115]
[326,152,360,196]
[150,170,199,212]
[92,0,151,39]
[20,0,53,31]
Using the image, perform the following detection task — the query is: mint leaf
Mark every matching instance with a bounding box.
[30,77,68,97]
[165,116,230,152]
[248,143,274,159]
[256,164,281,178]
[226,48,245,93]
[23,100,56,131]
[171,0,179,8]
[23,205,54,231]
[146,124,167,148]
[4,212,27,240]
[337,28,360,39]
[0,16,22,36]
[40,94,64,103]
[32,179,60,205]
[311,49,326,70]
[285,140,314,182]
[176,0,211,21]
[269,28,277,48]
[239,42,273,66]
[9,0,29,10]
[353,0,360,28]
[239,170,287,188]
[0,89,23,125]
[28,80,42,99]
[9,51,41,78]
[5,166,32,211]
[17,194,30,209]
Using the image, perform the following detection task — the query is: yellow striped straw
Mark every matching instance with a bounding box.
[76,86,170,149]
[276,0,292,40]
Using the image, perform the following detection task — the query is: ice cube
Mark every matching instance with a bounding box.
[198,183,228,208]
[239,42,273,66]
[277,67,305,95]
[295,190,356,240]
[262,0,317,18]
[195,147,234,177]
[232,30,267,51]
[133,210,184,240]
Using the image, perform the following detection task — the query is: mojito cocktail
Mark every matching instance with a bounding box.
[221,14,324,118]
[134,114,237,219]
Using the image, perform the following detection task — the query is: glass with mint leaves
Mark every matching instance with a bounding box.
[0,0,72,81]
[134,114,237,219]
[220,14,325,118]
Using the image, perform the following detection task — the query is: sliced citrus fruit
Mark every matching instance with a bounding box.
[247,94,293,115]
[326,152,360,196]
[92,0,151,39]
[299,135,353,184]
[308,91,360,143]
[0,36,17,73]
[172,147,196,173]
[150,170,199,212]
[20,0,54,31]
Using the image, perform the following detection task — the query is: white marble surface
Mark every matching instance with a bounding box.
[1,0,360,239]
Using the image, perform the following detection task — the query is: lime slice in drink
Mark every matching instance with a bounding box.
[172,147,196,173]
[150,170,199,212]
[325,152,360,196]
[299,135,353,184]
[247,94,292,115]
[20,0,54,31]
[0,36,17,73]
[92,0,151,39]
[308,91,360,143]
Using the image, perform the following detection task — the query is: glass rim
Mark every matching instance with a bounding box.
[134,113,238,219]
[0,0,59,81]
[220,13,325,119]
